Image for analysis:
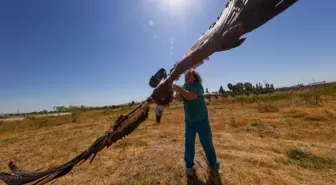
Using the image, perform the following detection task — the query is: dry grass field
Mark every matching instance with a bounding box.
[1,86,336,185]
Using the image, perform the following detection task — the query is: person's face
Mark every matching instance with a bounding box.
[185,71,196,85]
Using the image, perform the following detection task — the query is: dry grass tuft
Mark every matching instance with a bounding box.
[296,89,324,106]
[256,102,279,113]
[282,148,335,170]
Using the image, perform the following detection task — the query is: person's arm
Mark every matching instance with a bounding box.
[173,84,199,101]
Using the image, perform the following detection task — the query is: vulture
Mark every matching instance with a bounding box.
[0,0,299,184]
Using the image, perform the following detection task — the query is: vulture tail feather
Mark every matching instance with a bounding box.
[0,102,150,185]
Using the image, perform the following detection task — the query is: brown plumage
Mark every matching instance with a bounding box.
[0,102,150,185]
[151,0,299,105]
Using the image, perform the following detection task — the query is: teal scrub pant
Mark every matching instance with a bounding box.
[184,119,219,169]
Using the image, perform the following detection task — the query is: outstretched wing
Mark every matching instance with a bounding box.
[171,0,299,79]
[151,0,298,104]
[0,102,150,185]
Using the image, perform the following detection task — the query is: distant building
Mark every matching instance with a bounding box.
[308,81,326,86]
[276,81,335,92]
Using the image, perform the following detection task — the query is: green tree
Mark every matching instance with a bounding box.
[128,101,135,107]
[232,85,237,93]
[55,106,68,113]
[218,86,225,94]
[227,83,233,91]
[80,105,87,111]
[236,82,245,94]
[259,82,263,90]
[244,82,253,92]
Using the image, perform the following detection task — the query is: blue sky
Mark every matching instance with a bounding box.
[0,0,335,113]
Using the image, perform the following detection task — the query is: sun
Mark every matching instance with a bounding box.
[145,0,190,18]
[166,0,188,15]
[168,0,185,7]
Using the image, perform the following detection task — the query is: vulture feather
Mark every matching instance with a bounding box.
[0,103,150,185]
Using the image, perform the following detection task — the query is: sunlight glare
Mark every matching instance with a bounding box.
[169,0,185,7]
[145,0,198,21]
[165,0,188,16]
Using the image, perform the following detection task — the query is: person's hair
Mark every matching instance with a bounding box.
[185,69,202,83]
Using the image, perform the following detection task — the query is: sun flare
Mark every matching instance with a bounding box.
[166,0,188,15]
[169,0,185,7]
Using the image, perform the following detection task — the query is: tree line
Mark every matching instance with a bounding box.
[206,81,275,96]
[1,101,140,117]
[53,101,140,113]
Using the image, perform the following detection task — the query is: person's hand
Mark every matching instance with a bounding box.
[172,84,180,92]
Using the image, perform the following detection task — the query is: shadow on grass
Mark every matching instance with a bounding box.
[187,169,223,185]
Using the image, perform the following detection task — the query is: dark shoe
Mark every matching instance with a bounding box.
[186,168,194,176]
[207,167,223,185]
